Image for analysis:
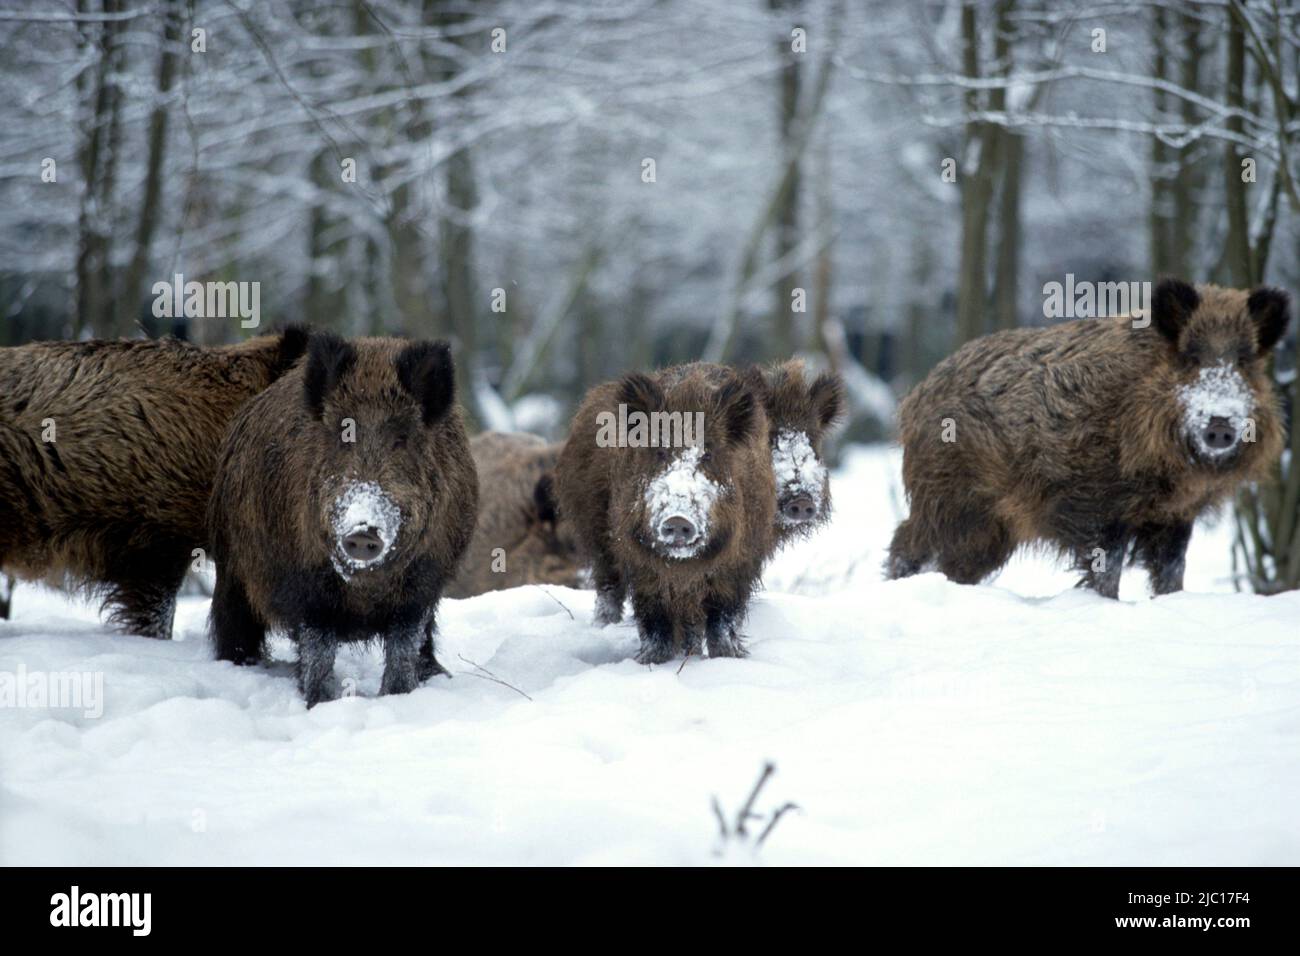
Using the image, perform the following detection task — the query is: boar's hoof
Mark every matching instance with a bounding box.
[380,655,420,696]
[417,647,449,682]
[594,588,624,626]
[706,632,749,659]
[634,637,675,666]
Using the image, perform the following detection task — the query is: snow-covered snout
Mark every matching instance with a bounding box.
[758,361,845,537]
[1177,363,1254,464]
[772,429,827,526]
[644,445,721,558]
[330,481,402,575]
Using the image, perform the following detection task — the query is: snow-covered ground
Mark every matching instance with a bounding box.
[2,444,1297,865]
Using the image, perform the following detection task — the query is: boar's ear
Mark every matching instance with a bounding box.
[1152,278,1200,345]
[1247,286,1291,355]
[715,378,758,446]
[274,324,310,376]
[303,331,356,418]
[617,372,664,416]
[533,473,559,525]
[809,371,847,430]
[396,340,455,425]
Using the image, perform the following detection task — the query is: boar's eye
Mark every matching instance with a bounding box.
[699,448,713,464]
[655,448,669,463]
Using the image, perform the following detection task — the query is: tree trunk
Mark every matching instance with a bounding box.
[955,1,997,346]
[1149,6,1174,276]
[1168,11,1202,280]
[1221,12,1252,286]
[75,0,124,338]
[769,0,804,358]
[989,0,1019,331]
[121,0,181,337]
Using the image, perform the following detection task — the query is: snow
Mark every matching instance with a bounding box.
[642,446,719,559]
[2,444,1298,865]
[329,481,402,578]
[771,429,826,522]
[1177,363,1254,458]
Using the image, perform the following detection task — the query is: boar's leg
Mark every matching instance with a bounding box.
[886,518,931,579]
[295,627,338,708]
[1073,523,1129,599]
[379,626,422,696]
[0,574,13,619]
[704,598,748,659]
[932,504,1015,586]
[103,548,188,639]
[416,615,450,682]
[210,570,267,665]
[591,550,626,626]
[631,591,675,665]
[1132,521,1192,596]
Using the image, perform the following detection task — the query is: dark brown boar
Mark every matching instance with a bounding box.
[443,431,582,599]
[761,359,846,546]
[0,329,308,636]
[658,360,846,545]
[207,332,477,706]
[887,279,1291,597]
[555,365,775,663]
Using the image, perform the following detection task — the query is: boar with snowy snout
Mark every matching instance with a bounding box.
[555,366,775,663]
[0,329,308,637]
[888,279,1291,597]
[444,431,581,599]
[761,360,846,546]
[207,333,478,706]
[659,361,846,547]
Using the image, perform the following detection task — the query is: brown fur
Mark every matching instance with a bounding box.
[0,330,307,635]
[658,360,846,544]
[444,431,581,599]
[207,334,478,705]
[888,280,1290,596]
[555,365,776,662]
[761,359,846,545]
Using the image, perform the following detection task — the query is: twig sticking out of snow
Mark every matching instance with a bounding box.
[456,654,533,702]
[531,585,574,620]
[712,761,800,854]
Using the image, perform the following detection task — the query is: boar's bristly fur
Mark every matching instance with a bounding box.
[444,431,581,599]
[760,359,846,545]
[555,365,776,663]
[207,334,477,706]
[0,328,308,636]
[888,280,1290,597]
[657,360,845,546]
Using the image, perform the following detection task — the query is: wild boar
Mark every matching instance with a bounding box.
[207,333,478,706]
[761,359,846,546]
[0,329,307,636]
[444,431,582,599]
[555,365,775,663]
[887,279,1291,597]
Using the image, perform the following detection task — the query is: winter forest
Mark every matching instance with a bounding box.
[4,0,1300,586]
[2,0,1300,867]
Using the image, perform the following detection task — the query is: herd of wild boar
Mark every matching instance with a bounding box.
[0,278,1291,704]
